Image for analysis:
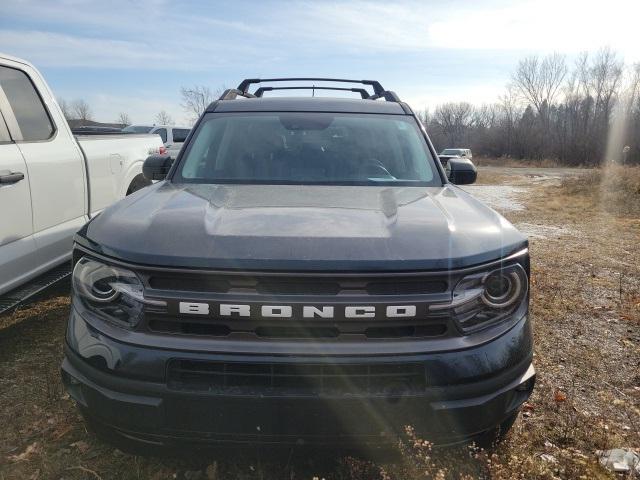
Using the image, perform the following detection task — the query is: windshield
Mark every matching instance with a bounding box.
[175,112,440,186]
[441,149,463,155]
[122,125,153,133]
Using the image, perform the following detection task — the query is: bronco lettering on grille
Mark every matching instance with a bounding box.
[177,302,420,319]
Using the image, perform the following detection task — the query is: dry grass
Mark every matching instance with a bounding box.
[559,165,640,216]
[1,167,639,479]
[475,157,561,168]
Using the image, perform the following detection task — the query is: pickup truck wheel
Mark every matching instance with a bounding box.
[126,174,151,195]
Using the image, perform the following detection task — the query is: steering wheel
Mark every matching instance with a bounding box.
[360,159,395,179]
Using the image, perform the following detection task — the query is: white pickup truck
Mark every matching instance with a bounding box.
[122,124,191,159]
[0,53,164,310]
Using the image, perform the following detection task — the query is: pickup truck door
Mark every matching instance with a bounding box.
[0,106,36,294]
[0,62,86,283]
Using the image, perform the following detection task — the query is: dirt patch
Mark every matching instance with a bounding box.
[464,185,526,212]
[1,168,638,479]
[515,222,575,239]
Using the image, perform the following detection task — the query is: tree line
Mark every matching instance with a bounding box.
[58,48,640,166]
[421,48,640,165]
[58,99,172,128]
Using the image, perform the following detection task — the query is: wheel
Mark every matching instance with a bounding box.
[126,174,151,195]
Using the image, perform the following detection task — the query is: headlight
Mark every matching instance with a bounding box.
[431,263,528,333]
[72,257,164,328]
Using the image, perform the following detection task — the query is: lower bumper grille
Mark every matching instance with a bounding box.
[147,317,447,340]
[167,359,428,395]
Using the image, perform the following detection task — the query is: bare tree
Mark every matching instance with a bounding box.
[180,85,225,122]
[58,98,72,121]
[71,99,92,123]
[498,86,522,133]
[116,112,131,126]
[433,102,475,145]
[416,108,430,125]
[155,110,174,125]
[512,53,567,118]
[423,48,640,166]
[622,63,640,116]
[472,104,498,130]
[589,48,623,118]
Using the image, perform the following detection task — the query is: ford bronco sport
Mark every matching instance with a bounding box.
[62,78,535,449]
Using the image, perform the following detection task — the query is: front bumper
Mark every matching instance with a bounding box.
[62,308,535,447]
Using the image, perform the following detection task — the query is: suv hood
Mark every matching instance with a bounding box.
[78,182,527,271]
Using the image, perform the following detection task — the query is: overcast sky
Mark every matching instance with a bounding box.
[2,0,639,124]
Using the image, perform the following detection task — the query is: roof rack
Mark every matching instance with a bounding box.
[235,78,401,102]
[254,86,371,99]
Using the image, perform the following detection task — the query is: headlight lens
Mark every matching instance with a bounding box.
[72,257,164,328]
[431,263,528,333]
[482,268,524,308]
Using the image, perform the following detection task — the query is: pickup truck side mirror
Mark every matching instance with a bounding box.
[446,157,477,185]
[143,154,174,181]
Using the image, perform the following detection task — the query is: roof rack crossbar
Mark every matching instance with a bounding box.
[218,88,257,101]
[233,78,401,102]
[237,77,385,95]
[237,77,402,100]
[254,86,371,99]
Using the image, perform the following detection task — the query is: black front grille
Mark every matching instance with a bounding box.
[148,318,231,337]
[167,359,427,395]
[146,273,448,296]
[141,269,456,341]
[146,315,448,339]
[366,280,447,295]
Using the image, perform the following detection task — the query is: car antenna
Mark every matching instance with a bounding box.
[312,85,315,97]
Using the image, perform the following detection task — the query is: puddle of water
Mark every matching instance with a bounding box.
[463,185,526,212]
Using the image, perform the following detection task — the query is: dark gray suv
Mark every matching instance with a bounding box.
[62,78,534,450]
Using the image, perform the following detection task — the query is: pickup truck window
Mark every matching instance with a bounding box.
[176,113,440,186]
[172,128,190,143]
[0,66,54,142]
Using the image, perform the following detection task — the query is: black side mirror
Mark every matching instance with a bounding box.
[446,157,477,185]
[143,154,173,181]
